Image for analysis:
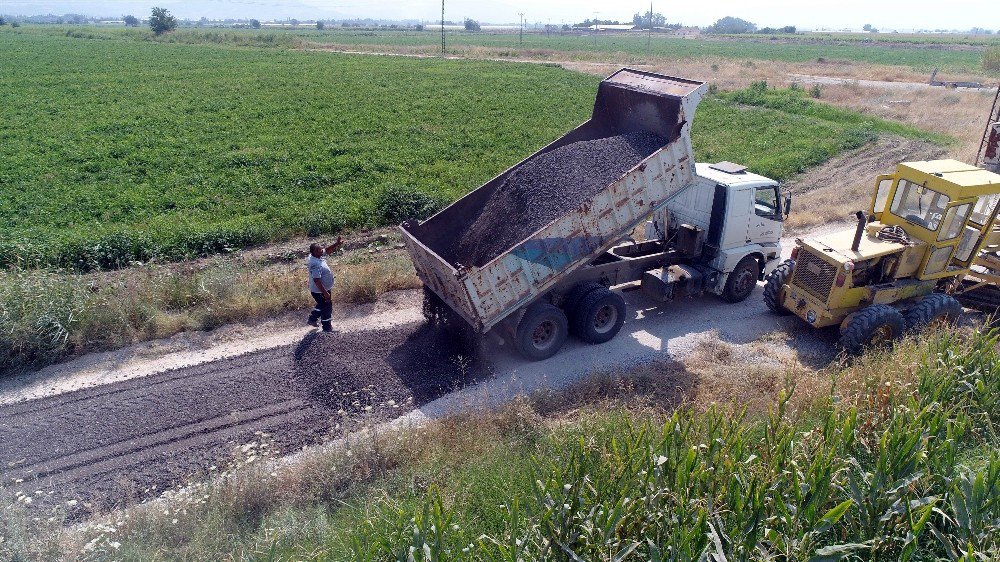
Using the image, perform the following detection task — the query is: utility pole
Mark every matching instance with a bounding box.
[647,1,652,57]
[518,12,524,46]
[593,11,599,48]
[440,0,445,54]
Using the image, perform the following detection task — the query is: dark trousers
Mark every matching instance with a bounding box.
[309,292,333,331]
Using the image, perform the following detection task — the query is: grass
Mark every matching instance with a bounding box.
[0,28,953,272]
[985,46,1000,72]
[0,30,597,270]
[291,29,997,74]
[4,325,997,560]
[0,235,420,375]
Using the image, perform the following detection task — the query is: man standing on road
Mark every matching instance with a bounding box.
[307,237,343,332]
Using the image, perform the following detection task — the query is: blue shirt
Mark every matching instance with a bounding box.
[308,254,335,293]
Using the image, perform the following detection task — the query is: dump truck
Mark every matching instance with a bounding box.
[401,68,790,360]
[763,88,1000,354]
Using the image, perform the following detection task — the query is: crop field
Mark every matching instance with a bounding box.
[0,30,946,270]
[296,29,999,73]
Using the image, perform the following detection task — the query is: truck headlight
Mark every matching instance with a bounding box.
[806,310,817,323]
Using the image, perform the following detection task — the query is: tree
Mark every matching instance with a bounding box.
[863,23,873,31]
[632,11,666,29]
[149,7,177,36]
[289,18,299,26]
[0,17,6,26]
[123,14,140,27]
[249,18,261,29]
[415,23,424,31]
[464,18,480,31]
[704,16,756,34]
[316,20,324,30]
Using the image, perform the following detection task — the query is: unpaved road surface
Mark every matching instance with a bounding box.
[1,244,840,518]
[0,322,479,517]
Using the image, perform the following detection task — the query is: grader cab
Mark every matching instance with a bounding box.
[765,159,1000,353]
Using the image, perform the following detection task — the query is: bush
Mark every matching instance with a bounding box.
[464,18,481,32]
[984,46,1000,73]
[375,185,443,225]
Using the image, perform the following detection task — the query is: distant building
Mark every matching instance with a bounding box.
[588,24,637,31]
[672,26,700,37]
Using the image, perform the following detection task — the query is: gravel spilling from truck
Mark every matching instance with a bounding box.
[450,131,667,267]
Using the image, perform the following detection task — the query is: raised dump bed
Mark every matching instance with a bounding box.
[400,68,707,336]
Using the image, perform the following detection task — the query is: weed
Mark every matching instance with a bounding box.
[983,46,1000,73]
[810,83,823,98]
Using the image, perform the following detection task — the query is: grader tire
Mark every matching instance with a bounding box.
[904,294,963,332]
[763,259,795,315]
[839,304,906,355]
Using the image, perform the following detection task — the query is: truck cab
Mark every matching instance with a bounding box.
[658,161,789,294]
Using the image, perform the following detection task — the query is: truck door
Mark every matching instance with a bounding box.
[721,187,752,249]
[747,185,782,244]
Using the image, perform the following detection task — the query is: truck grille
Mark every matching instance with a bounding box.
[792,249,837,301]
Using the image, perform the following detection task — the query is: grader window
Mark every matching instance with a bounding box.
[969,193,1000,226]
[890,180,949,230]
[873,178,892,216]
[938,204,971,241]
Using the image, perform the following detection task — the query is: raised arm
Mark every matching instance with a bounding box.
[324,236,343,255]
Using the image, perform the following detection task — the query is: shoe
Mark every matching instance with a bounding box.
[307,318,319,327]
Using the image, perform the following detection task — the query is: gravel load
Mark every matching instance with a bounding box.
[450,131,667,267]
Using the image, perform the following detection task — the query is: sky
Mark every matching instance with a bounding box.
[1,0,998,30]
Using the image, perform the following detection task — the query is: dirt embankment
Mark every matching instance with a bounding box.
[783,135,946,233]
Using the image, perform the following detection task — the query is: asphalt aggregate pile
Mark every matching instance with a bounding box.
[452,131,666,267]
[293,323,482,413]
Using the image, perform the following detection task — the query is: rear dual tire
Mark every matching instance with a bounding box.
[839,294,963,355]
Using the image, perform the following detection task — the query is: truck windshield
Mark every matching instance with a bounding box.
[889,180,950,231]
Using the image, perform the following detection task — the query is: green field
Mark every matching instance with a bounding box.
[0,30,945,270]
[296,29,998,73]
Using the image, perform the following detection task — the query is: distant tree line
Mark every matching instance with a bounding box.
[758,25,796,34]
[703,16,756,34]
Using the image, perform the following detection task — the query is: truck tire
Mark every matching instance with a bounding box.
[563,281,604,335]
[573,288,626,344]
[763,259,795,315]
[721,256,760,303]
[515,303,569,361]
[904,294,963,332]
[839,304,906,355]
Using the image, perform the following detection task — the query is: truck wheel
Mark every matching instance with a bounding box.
[564,281,604,314]
[839,304,906,355]
[573,288,626,344]
[563,281,604,335]
[516,303,569,361]
[721,256,760,303]
[763,259,795,315]
[904,294,963,332]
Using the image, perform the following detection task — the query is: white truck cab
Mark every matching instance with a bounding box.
[652,161,789,294]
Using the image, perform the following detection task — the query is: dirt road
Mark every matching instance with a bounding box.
[0,248,836,518]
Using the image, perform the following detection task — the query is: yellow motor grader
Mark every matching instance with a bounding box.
[765,158,1000,353]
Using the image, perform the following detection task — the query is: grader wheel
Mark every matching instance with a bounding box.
[839,304,906,355]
